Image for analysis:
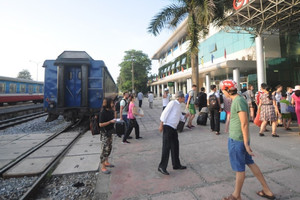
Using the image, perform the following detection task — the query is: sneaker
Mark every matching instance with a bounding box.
[186,125,192,129]
[122,140,130,144]
[190,125,195,128]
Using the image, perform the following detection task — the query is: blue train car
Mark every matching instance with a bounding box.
[43,51,118,121]
[0,76,44,106]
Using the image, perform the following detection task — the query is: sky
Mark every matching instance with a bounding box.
[0,0,175,82]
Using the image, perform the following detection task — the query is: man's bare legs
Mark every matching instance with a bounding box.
[247,163,274,197]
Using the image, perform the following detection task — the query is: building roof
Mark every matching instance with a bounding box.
[228,0,300,34]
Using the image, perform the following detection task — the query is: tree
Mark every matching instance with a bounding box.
[117,50,152,94]
[17,69,32,80]
[148,0,231,92]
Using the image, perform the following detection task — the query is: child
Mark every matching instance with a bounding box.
[280,94,292,130]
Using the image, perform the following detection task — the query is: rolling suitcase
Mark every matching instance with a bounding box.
[115,120,125,137]
[197,112,208,125]
[220,111,227,123]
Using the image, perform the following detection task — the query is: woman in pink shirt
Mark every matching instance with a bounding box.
[122,95,143,143]
[291,85,300,135]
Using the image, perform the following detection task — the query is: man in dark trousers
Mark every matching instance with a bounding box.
[208,85,221,135]
[158,91,189,175]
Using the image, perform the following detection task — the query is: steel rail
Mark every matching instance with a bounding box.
[0,121,78,176]
[0,112,48,129]
[20,120,89,200]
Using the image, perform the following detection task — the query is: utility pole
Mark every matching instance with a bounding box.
[131,56,135,94]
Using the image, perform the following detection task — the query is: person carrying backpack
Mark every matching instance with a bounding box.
[186,85,197,129]
[196,87,207,112]
[208,84,221,135]
[119,92,130,130]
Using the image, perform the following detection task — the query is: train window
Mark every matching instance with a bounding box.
[0,83,5,93]
[28,85,33,94]
[37,86,40,93]
[78,71,82,80]
[9,83,16,93]
[69,72,73,80]
[20,84,26,93]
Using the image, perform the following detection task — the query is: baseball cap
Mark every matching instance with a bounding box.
[164,88,169,91]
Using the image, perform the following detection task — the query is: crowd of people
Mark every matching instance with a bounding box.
[95,82,299,199]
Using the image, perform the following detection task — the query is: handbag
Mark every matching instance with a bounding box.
[254,109,262,127]
[287,105,295,113]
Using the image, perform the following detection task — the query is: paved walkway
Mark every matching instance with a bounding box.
[94,98,300,200]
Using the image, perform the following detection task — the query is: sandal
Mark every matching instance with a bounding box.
[105,163,115,168]
[222,194,237,200]
[101,168,111,174]
[259,133,265,136]
[256,190,275,200]
[272,134,279,137]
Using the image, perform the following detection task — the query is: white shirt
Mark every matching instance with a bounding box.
[120,99,128,115]
[160,100,185,129]
[162,93,170,106]
[207,91,220,99]
[148,93,154,102]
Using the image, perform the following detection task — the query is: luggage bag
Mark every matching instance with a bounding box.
[220,111,227,123]
[197,112,208,125]
[115,120,126,137]
[177,112,186,132]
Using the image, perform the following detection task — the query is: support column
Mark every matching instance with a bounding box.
[233,68,241,91]
[156,85,160,97]
[161,84,164,97]
[205,74,211,93]
[187,78,192,92]
[179,82,182,91]
[150,86,153,92]
[255,35,266,89]
[174,81,178,94]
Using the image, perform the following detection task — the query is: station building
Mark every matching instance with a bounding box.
[149,0,300,97]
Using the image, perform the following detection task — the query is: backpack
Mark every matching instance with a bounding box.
[89,115,100,135]
[115,98,128,113]
[185,93,189,104]
[195,92,202,106]
[209,93,219,109]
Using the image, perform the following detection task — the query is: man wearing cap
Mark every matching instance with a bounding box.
[158,91,189,175]
[220,80,275,200]
[162,88,170,110]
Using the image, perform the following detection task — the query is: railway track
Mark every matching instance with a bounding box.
[0,111,48,130]
[0,119,90,200]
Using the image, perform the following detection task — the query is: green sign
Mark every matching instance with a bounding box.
[168,82,174,87]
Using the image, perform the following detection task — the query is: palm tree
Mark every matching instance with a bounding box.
[148,0,231,91]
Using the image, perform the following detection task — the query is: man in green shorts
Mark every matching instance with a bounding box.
[186,84,197,129]
[220,80,275,200]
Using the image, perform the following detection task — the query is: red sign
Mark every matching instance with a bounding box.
[233,0,249,10]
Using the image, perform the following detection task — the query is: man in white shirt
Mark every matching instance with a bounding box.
[148,91,154,109]
[158,91,189,175]
[162,88,170,110]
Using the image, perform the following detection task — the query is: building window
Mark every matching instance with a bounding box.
[20,84,26,93]
[28,85,33,94]
[0,83,5,93]
[36,86,40,93]
[9,83,17,93]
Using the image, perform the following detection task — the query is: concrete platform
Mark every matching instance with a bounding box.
[93,98,300,200]
[52,154,100,175]
[52,131,101,175]
[3,157,53,177]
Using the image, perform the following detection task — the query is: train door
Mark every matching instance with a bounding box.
[65,67,82,107]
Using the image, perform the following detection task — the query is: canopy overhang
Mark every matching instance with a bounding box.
[228,0,300,34]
